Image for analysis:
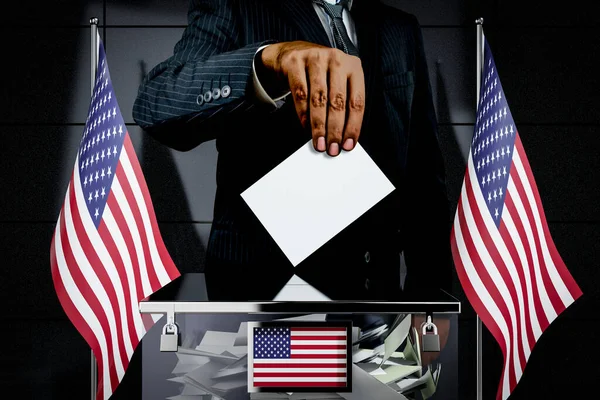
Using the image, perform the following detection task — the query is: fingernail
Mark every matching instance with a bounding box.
[317,137,326,152]
[329,143,339,156]
[343,138,354,151]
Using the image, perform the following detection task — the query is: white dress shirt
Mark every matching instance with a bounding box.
[252,0,358,107]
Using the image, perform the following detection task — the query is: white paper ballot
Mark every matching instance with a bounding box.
[241,140,395,266]
[272,274,332,301]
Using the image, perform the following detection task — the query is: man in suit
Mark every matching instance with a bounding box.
[133,0,453,302]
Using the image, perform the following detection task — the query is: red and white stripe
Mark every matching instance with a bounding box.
[50,133,180,400]
[451,134,582,400]
[253,327,348,387]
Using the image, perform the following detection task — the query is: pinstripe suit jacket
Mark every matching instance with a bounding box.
[133,0,452,301]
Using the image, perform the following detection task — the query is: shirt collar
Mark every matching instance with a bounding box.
[324,0,354,10]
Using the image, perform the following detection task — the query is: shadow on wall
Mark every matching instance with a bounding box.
[109,58,210,400]
[434,59,467,301]
[136,60,207,275]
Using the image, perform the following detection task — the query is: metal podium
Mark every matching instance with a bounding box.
[139,273,461,400]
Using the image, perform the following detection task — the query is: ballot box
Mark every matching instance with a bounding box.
[138,273,461,400]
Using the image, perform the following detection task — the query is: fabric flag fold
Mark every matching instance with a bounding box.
[450,35,582,400]
[49,35,181,400]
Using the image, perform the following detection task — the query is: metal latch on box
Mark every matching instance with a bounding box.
[421,315,440,352]
[160,322,180,352]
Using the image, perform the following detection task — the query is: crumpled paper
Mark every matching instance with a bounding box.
[166,314,440,400]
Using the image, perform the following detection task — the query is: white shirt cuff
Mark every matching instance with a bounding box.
[252,44,290,108]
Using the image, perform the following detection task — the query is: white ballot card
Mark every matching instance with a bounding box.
[241,140,395,266]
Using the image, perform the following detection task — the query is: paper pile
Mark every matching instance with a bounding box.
[165,314,441,400]
[350,314,442,399]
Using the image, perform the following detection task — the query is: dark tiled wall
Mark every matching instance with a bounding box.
[2,1,598,399]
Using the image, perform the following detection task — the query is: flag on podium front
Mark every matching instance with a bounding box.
[49,36,181,400]
[248,322,352,392]
[451,36,582,400]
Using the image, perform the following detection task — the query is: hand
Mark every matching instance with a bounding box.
[259,41,365,156]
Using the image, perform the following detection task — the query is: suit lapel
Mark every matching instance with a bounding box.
[278,0,331,47]
[351,2,380,140]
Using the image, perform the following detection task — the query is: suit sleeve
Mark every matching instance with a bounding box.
[402,16,454,297]
[132,0,273,151]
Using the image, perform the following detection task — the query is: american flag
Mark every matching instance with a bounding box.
[451,36,582,400]
[49,37,181,399]
[249,323,351,391]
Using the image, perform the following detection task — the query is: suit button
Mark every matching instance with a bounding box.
[221,85,231,98]
[203,90,213,103]
[364,251,371,263]
[212,87,221,100]
[196,94,204,106]
[364,278,371,290]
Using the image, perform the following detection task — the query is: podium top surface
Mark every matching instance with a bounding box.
[139,273,461,314]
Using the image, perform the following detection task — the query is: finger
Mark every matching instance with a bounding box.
[307,52,328,152]
[326,51,347,157]
[286,56,309,130]
[343,59,365,151]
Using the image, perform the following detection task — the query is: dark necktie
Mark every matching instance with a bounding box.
[312,0,360,57]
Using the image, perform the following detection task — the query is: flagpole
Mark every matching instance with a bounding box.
[89,17,99,400]
[475,17,484,400]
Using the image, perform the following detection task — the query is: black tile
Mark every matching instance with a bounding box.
[0,0,102,27]
[438,124,471,220]
[456,318,480,400]
[483,26,600,124]
[425,25,600,125]
[0,223,66,319]
[547,223,600,312]
[389,0,600,28]
[0,125,217,223]
[0,125,79,222]
[479,317,600,399]
[129,125,218,223]
[104,27,185,124]
[439,125,600,222]
[3,319,90,399]
[424,27,477,124]
[106,0,188,26]
[383,0,497,27]
[495,0,600,27]
[0,28,99,124]
[518,126,600,222]
[155,222,211,275]
[0,221,211,319]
